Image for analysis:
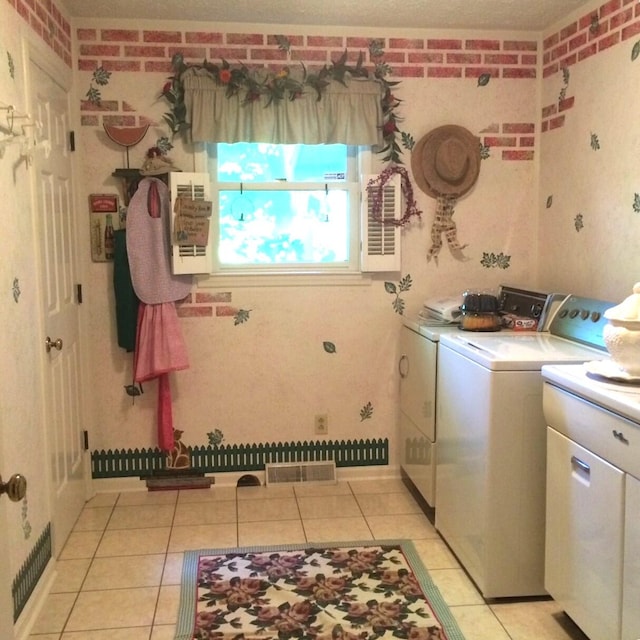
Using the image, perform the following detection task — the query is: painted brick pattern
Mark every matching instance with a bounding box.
[175,291,235,318]
[75,28,538,133]
[480,123,536,160]
[541,0,640,132]
[541,91,577,133]
[8,0,72,66]
[75,29,538,84]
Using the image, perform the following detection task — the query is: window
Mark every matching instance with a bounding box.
[207,142,365,275]
[172,144,401,281]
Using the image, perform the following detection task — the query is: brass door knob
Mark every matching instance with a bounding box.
[45,336,63,352]
[0,473,27,502]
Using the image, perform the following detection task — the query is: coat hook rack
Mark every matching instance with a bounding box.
[0,103,32,136]
[0,103,47,162]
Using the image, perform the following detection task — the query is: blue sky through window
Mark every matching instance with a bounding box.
[215,144,351,266]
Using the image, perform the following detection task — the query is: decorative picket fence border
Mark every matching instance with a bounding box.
[91,438,389,478]
[12,523,51,622]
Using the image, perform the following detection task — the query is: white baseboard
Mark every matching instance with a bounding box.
[89,465,399,493]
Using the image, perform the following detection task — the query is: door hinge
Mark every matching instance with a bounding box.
[76,283,83,304]
[69,130,75,152]
[83,430,89,451]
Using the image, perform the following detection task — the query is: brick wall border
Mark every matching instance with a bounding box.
[77,28,540,161]
[480,122,536,160]
[7,0,72,67]
[541,0,640,132]
[76,30,539,82]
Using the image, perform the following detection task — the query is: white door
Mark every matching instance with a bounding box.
[29,58,86,557]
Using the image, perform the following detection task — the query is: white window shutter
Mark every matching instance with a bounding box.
[361,173,402,272]
[168,172,212,274]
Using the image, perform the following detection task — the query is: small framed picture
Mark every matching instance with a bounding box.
[89,194,119,262]
[89,193,119,213]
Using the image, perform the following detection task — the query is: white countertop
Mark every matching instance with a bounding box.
[402,317,461,342]
[542,362,640,424]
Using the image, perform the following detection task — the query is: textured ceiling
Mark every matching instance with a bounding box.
[59,0,591,32]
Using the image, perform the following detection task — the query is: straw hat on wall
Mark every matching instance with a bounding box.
[411,124,481,199]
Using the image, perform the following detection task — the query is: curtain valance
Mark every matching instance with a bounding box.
[182,67,384,146]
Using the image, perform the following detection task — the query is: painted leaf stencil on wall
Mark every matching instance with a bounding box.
[401,131,415,151]
[480,252,511,269]
[558,66,569,105]
[575,213,584,232]
[21,498,31,540]
[124,384,143,397]
[477,73,491,87]
[323,341,337,354]
[7,51,15,79]
[234,309,251,325]
[632,40,640,61]
[207,429,225,446]
[86,66,112,105]
[385,275,412,315]
[360,402,373,421]
[369,39,384,58]
[633,193,640,213]
[275,35,291,53]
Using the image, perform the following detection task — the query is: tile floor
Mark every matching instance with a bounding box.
[28,478,589,640]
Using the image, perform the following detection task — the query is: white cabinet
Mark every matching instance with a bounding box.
[623,474,640,640]
[399,325,437,506]
[542,373,640,640]
[545,427,624,640]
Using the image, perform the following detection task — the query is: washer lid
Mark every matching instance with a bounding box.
[439,332,608,370]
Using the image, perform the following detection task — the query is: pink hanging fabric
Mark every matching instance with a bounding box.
[133,302,189,451]
[157,374,174,451]
[127,176,192,452]
[134,302,189,381]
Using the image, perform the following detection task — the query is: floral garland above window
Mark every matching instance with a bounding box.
[161,38,411,165]
[160,37,421,225]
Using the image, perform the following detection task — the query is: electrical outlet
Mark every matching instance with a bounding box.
[314,414,329,435]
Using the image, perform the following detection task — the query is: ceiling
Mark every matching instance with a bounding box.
[59,0,591,32]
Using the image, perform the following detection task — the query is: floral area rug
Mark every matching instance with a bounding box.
[174,540,467,640]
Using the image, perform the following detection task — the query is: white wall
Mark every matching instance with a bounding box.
[73,19,541,465]
[539,0,640,303]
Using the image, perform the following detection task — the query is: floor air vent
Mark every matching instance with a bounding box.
[265,461,336,485]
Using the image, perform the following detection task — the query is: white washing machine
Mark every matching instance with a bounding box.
[435,294,614,598]
[399,286,553,510]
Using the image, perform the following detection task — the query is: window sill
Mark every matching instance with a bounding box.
[196,271,374,288]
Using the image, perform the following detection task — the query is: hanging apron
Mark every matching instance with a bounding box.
[126,177,192,451]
